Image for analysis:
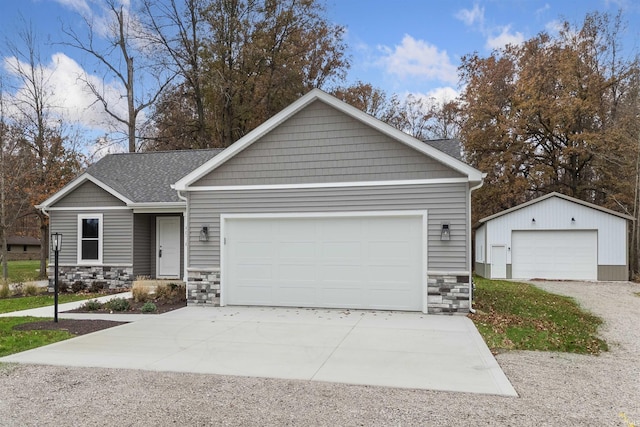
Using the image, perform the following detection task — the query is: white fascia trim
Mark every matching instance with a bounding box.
[174,89,484,190]
[37,173,134,209]
[185,177,469,192]
[47,206,132,211]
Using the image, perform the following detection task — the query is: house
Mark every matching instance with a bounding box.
[38,89,485,314]
[475,192,633,281]
[6,236,41,261]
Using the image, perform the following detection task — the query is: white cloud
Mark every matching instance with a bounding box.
[3,52,134,135]
[51,0,91,15]
[378,35,458,84]
[455,4,485,27]
[486,26,525,50]
[421,87,460,106]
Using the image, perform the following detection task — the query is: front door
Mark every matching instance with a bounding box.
[157,216,181,278]
[491,245,507,279]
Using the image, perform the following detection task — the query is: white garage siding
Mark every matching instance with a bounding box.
[221,212,426,311]
[477,193,631,281]
[511,230,598,280]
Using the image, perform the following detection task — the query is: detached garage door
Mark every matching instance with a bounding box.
[511,230,597,280]
[223,214,424,311]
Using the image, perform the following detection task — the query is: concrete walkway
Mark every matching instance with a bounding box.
[0,305,517,396]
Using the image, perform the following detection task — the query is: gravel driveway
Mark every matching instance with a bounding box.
[1,281,639,426]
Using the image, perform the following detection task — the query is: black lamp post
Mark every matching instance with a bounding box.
[51,233,62,323]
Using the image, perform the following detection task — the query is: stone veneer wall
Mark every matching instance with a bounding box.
[427,274,471,314]
[187,268,221,306]
[48,265,134,291]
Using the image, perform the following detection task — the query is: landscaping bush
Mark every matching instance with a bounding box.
[105,298,130,312]
[71,281,85,293]
[155,283,186,302]
[89,282,105,293]
[81,299,103,311]
[23,284,40,296]
[140,302,157,313]
[58,281,69,293]
[132,284,150,303]
[0,281,9,298]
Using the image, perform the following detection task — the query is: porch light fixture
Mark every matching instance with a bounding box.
[199,225,209,242]
[571,217,576,223]
[440,223,450,241]
[531,218,536,223]
[51,233,62,323]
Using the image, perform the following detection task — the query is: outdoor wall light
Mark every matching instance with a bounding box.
[531,218,536,223]
[571,217,576,223]
[440,223,450,241]
[199,226,209,242]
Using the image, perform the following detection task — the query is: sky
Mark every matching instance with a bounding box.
[0,0,638,153]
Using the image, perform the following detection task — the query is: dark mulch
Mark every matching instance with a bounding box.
[13,298,187,336]
[66,299,187,314]
[13,319,128,336]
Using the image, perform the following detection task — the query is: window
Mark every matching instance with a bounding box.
[78,214,103,264]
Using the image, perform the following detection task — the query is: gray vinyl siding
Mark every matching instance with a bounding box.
[188,182,468,272]
[53,180,126,207]
[194,101,463,186]
[49,209,133,265]
[133,214,153,277]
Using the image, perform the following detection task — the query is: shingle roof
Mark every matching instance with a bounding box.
[423,138,463,161]
[86,149,224,203]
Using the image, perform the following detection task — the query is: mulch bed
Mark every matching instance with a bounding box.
[13,299,187,336]
[13,319,128,336]
[66,299,187,314]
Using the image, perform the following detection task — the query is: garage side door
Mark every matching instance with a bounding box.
[224,215,424,311]
[511,230,597,280]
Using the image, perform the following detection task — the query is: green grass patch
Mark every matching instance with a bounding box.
[0,294,103,314]
[634,292,640,298]
[470,277,607,355]
[0,317,74,357]
[3,260,42,283]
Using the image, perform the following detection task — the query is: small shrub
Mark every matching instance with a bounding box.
[154,284,172,300]
[132,284,150,303]
[89,282,105,293]
[71,281,85,293]
[82,299,103,311]
[24,284,40,296]
[140,302,157,313]
[58,281,69,293]
[0,281,10,298]
[105,297,130,312]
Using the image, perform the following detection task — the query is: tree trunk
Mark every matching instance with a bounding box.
[38,212,47,280]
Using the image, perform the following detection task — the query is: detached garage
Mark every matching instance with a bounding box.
[475,192,633,281]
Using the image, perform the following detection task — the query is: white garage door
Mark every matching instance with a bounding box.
[511,230,597,280]
[223,214,424,311]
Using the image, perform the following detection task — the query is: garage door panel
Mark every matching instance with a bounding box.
[225,215,424,311]
[512,230,597,280]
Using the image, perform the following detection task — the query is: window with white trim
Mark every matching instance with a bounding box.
[77,214,103,264]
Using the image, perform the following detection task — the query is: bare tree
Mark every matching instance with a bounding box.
[62,0,176,152]
[141,0,210,148]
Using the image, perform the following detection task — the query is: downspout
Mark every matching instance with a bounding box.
[176,189,188,284]
[468,177,485,314]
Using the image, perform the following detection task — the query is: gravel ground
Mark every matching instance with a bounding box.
[0,281,639,426]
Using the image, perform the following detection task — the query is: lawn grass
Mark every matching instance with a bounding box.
[3,260,42,283]
[470,277,607,355]
[0,294,103,314]
[0,317,74,357]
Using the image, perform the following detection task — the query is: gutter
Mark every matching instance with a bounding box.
[468,176,486,314]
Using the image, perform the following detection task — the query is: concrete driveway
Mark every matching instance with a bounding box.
[0,306,517,396]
